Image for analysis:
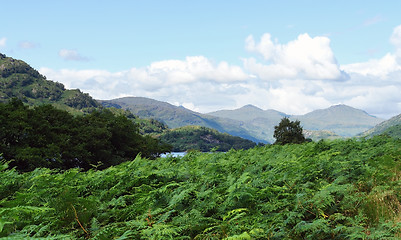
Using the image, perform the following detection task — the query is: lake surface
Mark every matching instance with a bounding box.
[160,152,187,158]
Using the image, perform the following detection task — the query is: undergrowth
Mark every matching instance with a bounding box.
[1,135,401,239]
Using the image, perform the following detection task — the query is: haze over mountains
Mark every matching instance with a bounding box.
[100,97,384,143]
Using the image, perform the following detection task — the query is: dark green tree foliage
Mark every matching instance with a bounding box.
[160,126,256,152]
[274,117,306,145]
[0,99,171,171]
[1,136,401,239]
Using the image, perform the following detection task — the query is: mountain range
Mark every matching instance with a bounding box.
[1,52,398,144]
[100,97,385,143]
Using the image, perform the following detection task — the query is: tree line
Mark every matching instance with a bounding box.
[0,99,171,171]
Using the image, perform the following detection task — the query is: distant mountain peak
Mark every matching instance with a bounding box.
[240,104,263,110]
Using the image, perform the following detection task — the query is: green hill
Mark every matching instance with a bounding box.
[0,53,101,113]
[0,53,257,152]
[159,125,257,152]
[360,113,401,138]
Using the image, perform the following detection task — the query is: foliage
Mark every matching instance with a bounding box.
[1,136,401,238]
[160,126,257,152]
[360,114,401,138]
[0,99,171,171]
[0,53,101,114]
[274,117,307,145]
[381,124,401,139]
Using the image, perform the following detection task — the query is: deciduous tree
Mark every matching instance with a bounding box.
[273,117,306,145]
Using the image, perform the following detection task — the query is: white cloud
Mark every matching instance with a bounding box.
[147,56,249,83]
[343,24,401,78]
[0,37,6,48]
[390,25,401,48]
[40,56,250,107]
[342,53,400,77]
[244,33,347,81]
[19,41,39,49]
[39,26,401,119]
[59,49,89,61]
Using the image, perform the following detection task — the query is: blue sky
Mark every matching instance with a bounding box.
[1,1,401,118]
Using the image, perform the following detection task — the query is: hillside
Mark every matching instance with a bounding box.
[292,104,384,137]
[360,113,401,138]
[0,53,101,113]
[1,53,258,151]
[100,97,266,143]
[0,54,165,135]
[159,125,257,152]
[100,97,208,129]
[2,136,401,239]
[104,97,384,143]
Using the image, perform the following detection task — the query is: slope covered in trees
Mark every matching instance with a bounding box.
[159,125,257,152]
[0,53,101,113]
[1,136,401,239]
[0,99,171,171]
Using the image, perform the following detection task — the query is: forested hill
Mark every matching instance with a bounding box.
[159,125,257,152]
[0,53,259,153]
[0,53,101,113]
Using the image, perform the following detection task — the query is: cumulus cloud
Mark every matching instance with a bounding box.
[59,49,89,61]
[147,56,249,83]
[40,56,250,112]
[39,25,401,119]
[336,24,401,118]
[343,24,401,77]
[244,33,348,81]
[342,53,401,77]
[0,37,6,48]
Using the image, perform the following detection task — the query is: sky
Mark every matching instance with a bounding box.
[1,1,401,119]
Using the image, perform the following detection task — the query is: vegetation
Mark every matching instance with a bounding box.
[0,53,101,114]
[273,117,307,145]
[360,114,401,138]
[0,99,171,171]
[1,136,401,239]
[159,125,257,152]
[382,124,401,139]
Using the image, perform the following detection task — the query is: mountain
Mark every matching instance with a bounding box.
[207,105,288,143]
[359,113,401,138]
[208,104,287,122]
[0,53,101,113]
[101,98,384,143]
[100,97,266,143]
[100,97,210,129]
[291,104,384,137]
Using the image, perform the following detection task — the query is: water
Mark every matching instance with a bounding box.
[160,152,187,158]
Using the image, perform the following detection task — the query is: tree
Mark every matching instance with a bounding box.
[273,117,306,145]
